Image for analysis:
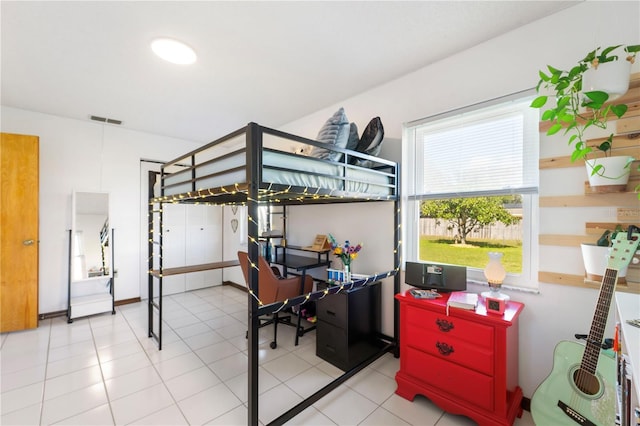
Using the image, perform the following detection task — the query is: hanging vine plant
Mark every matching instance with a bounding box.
[531,45,639,176]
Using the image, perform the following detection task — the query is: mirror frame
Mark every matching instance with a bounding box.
[71,191,111,282]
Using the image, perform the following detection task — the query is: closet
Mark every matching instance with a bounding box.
[159,203,223,295]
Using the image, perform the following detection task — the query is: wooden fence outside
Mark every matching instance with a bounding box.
[419,218,523,242]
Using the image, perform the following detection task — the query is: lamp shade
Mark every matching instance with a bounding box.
[484,252,506,284]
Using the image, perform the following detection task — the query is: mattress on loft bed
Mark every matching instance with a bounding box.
[162,150,394,198]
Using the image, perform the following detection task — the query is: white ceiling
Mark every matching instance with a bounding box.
[1,1,579,143]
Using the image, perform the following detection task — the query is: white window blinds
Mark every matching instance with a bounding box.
[407,97,539,199]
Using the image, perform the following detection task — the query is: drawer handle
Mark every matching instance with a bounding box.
[326,310,336,317]
[436,341,454,356]
[436,318,454,332]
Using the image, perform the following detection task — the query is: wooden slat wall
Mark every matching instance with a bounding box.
[538,72,640,294]
[539,72,640,133]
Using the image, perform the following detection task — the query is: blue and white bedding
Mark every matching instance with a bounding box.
[160,125,396,200]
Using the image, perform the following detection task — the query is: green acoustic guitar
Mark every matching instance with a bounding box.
[531,230,640,426]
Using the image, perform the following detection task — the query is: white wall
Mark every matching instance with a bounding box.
[279,1,640,399]
[1,106,201,313]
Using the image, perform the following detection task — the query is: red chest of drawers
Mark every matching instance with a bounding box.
[395,291,524,426]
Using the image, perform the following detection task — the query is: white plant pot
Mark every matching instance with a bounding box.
[581,243,628,283]
[582,58,631,100]
[585,155,633,192]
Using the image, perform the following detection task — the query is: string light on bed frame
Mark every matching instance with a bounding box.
[149,172,400,305]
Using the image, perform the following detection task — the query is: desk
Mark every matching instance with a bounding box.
[273,245,330,272]
[272,245,331,345]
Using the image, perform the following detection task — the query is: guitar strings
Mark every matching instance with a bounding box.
[571,266,617,419]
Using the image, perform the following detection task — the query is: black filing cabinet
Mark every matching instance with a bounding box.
[316,283,381,371]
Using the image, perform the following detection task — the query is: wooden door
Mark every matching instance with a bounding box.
[0,133,39,332]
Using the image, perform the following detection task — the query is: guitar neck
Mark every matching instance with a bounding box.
[581,267,618,375]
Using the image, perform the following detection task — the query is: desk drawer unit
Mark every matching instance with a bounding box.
[316,284,381,371]
[395,291,524,426]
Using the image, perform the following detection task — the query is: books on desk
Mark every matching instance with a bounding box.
[446,291,478,314]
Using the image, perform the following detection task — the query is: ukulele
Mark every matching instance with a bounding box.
[531,229,640,426]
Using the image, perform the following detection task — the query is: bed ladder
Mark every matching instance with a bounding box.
[147,172,164,350]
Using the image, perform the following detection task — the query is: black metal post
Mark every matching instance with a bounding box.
[247,123,262,426]
[67,230,73,323]
[393,164,401,357]
[111,228,115,314]
[147,171,155,340]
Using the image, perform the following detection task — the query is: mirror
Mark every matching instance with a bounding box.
[72,192,110,281]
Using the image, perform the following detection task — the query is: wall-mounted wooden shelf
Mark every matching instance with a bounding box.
[538,271,639,294]
[538,73,639,293]
[538,72,640,133]
[540,140,639,171]
[540,192,638,207]
[149,260,239,277]
[538,217,640,293]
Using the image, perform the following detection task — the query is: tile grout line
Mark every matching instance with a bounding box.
[173,289,248,424]
[92,315,119,424]
[111,303,182,424]
[132,293,209,424]
[39,319,53,426]
[49,314,119,425]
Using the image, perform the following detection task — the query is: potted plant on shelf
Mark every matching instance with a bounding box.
[580,225,634,283]
[531,44,640,192]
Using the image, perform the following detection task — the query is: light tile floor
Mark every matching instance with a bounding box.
[1,285,536,425]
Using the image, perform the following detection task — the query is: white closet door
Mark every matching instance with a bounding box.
[185,205,223,291]
[162,203,186,295]
[202,205,223,288]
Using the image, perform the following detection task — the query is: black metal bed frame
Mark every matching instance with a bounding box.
[148,122,401,425]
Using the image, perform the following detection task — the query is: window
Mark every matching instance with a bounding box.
[402,93,539,290]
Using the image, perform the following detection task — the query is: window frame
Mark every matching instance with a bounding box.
[402,91,539,290]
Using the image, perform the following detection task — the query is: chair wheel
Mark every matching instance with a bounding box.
[270,341,277,349]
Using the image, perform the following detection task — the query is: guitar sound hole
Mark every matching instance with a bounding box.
[572,368,600,396]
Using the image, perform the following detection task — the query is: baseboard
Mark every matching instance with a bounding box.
[115,297,141,306]
[38,297,141,320]
[39,310,67,320]
[223,281,247,292]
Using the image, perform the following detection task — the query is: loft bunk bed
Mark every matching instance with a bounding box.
[148,122,400,425]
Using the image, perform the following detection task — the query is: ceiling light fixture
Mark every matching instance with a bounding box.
[151,38,197,65]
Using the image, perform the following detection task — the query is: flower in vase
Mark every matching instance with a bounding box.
[328,234,362,267]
